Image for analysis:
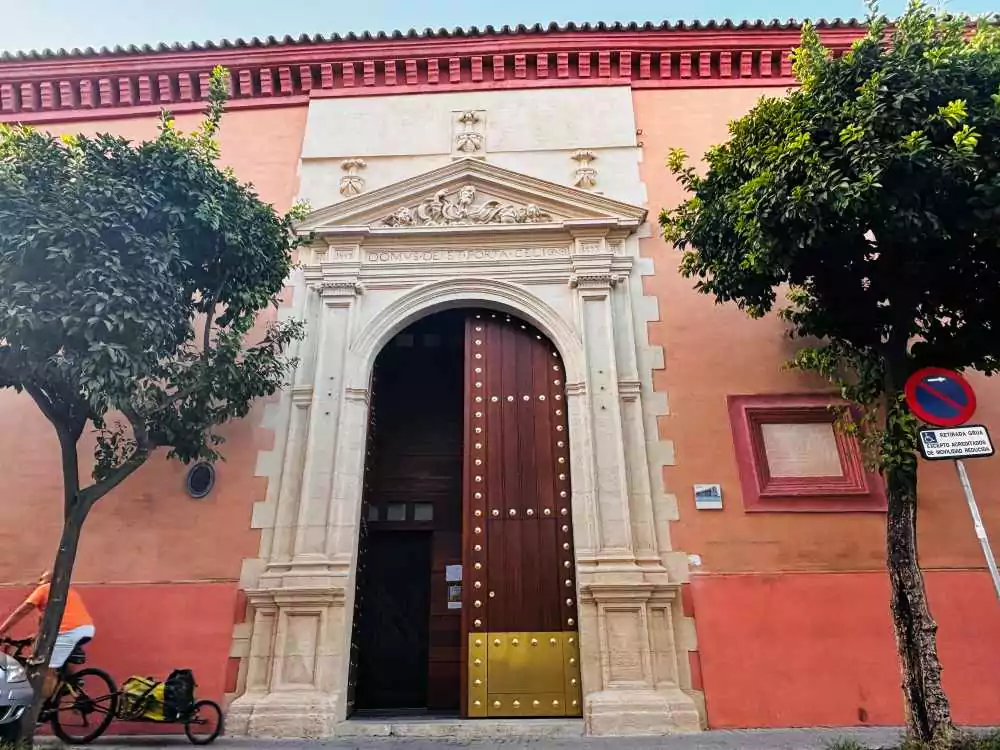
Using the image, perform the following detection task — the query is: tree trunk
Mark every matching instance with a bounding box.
[18,434,89,743]
[883,391,954,746]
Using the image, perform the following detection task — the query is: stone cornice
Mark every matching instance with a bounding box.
[0,26,865,123]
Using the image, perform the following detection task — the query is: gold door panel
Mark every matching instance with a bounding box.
[468,632,582,718]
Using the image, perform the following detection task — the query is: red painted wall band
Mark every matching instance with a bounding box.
[0,28,865,122]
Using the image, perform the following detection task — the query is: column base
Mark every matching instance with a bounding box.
[227,690,341,739]
[584,687,701,736]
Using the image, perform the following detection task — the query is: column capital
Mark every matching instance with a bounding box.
[312,279,364,299]
[569,272,621,290]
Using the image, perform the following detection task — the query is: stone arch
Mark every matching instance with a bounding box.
[346,277,586,390]
[335,275,597,565]
[330,277,599,720]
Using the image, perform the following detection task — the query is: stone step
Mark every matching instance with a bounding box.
[334,718,586,739]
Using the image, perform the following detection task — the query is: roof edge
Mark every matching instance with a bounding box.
[1,18,866,62]
[0,23,869,123]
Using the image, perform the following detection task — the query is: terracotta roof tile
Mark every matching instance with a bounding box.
[0,17,864,61]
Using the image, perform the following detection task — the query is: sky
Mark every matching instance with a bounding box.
[0,0,994,55]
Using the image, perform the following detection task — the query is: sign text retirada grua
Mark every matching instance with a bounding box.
[918,425,995,461]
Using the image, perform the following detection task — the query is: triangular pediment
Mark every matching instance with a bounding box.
[297,159,647,236]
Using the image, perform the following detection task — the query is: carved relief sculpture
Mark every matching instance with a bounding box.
[339,158,367,197]
[571,150,598,189]
[378,185,553,227]
[453,110,485,156]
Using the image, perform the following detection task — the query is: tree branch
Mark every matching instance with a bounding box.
[24,382,61,428]
[201,271,229,356]
[121,401,154,454]
[79,402,156,509]
[78,450,150,509]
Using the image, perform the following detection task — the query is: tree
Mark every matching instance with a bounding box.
[0,66,304,738]
[660,3,999,745]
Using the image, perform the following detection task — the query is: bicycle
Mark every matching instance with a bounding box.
[0,636,118,744]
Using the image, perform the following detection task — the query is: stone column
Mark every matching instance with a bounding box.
[257,278,323,568]
[229,279,363,737]
[325,386,372,568]
[569,252,700,736]
[611,274,661,567]
[569,270,634,559]
[290,281,363,571]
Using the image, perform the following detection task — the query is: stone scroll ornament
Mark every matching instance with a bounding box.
[378,185,553,227]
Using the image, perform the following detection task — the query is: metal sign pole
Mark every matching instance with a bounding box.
[955,459,1000,600]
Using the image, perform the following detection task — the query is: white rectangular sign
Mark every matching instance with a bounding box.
[918,425,994,461]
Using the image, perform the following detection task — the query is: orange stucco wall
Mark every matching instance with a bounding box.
[635,88,1000,727]
[0,582,239,734]
[690,571,1000,727]
[0,105,307,709]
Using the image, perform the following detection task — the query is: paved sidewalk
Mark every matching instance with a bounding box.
[79,727,905,750]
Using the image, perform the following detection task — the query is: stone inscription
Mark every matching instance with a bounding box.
[364,247,569,264]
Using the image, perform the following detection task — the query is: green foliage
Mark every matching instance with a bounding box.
[825,739,871,750]
[660,1,1000,465]
[900,729,1000,750]
[0,66,303,503]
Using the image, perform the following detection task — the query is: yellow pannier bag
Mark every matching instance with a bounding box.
[121,675,165,720]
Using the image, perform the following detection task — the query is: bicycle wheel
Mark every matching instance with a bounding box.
[183,699,223,745]
[50,667,118,744]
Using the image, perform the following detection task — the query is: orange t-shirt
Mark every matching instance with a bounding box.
[26,584,93,633]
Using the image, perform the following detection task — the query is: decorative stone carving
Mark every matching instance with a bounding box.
[235,162,701,739]
[571,150,598,189]
[453,110,485,156]
[338,158,367,197]
[309,280,364,296]
[569,272,621,289]
[377,185,553,227]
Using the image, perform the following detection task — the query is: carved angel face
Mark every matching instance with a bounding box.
[457,185,477,206]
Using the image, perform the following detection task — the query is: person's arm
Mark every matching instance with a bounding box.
[0,601,37,636]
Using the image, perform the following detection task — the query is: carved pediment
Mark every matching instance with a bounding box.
[378,184,553,228]
[296,159,646,237]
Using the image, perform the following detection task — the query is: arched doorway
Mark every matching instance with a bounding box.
[347,308,581,719]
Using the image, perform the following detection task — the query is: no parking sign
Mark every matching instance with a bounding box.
[904,367,977,427]
[904,367,999,600]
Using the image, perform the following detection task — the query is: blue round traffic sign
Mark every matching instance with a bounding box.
[904,367,977,427]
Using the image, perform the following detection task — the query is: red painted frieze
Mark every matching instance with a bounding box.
[0,20,865,123]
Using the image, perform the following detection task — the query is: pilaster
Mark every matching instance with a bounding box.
[290,280,363,568]
[578,580,700,736]
[228,586,347,738]
[568,233,634,562]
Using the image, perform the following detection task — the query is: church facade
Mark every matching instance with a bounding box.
[1,19,998,738]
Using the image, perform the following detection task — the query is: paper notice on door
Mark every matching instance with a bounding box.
[447,584,462,609]
[445,564,462,582]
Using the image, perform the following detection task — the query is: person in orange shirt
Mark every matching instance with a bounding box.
[0,571,95,697]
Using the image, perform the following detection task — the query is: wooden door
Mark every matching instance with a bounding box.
[350,317,465,712]
[354,531,432,709]
[461,312,582,718]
